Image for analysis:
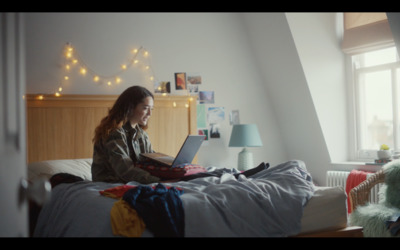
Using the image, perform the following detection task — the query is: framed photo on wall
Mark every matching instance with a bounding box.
[175,72,187,90]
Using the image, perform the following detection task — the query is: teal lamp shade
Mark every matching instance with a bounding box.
[229,124,262,170]
[229,124,263,147]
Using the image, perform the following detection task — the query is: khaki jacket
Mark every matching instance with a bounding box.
[91,122,160,184]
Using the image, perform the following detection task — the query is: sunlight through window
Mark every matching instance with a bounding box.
[353,46,400,159]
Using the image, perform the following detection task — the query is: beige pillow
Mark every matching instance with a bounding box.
[28,158,93,182]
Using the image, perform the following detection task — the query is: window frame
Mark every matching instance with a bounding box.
[350,46,400,161]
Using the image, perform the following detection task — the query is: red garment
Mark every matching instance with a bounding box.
[100,185,137,199]
[346,170,369,213]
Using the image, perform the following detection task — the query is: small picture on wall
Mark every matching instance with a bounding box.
[154,81,171,94]
[188,84,199,95]
[187,72,201,95]
[210,123,220,139]
[198,129,209,141]
[207,107,225,124]
[187,73,202,85]
[199,91,214,104]
[174,72,187,90]
[230,110,240,125]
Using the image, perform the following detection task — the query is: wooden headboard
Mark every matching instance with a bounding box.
[26,94,197,163]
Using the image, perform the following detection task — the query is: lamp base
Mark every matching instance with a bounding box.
[237,147,254,171]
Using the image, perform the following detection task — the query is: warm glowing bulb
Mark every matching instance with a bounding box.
[185,104,189,108]
[149,76,154,81]
[173,102,177,107]
[93,76,100,82]
[55,92,61,97]
[134,59,139,64]
[107,81,112,86]
[80,68,86,75]
[64,76,69,80]
[132,49,138,54]
[37,95,44,100]
[58,87,63,92]
[115,77,121,84]
[143,51,149,57]
[145,65,150,70]
[65,64,70,70]
[121,64,127,70]
[66,52,72,58]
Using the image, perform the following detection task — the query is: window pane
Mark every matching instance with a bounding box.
[360,70,393,150]
[363,47,397,67]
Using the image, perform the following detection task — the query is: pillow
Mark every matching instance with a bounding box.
[136,162,207,180]
[28,158,93,182]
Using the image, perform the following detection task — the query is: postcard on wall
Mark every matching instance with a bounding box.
[199,91,214,104]
[188,84,199,95]
[198,128,209,141]
[209,123,220,139]
[197,104,207,128]
[207,107,225,124]
[174,72,187,90]
[186,72,201,95]
[187,73,202,85]
[229,110,240,125]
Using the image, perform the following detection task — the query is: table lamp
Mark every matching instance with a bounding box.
[229,124,263,171]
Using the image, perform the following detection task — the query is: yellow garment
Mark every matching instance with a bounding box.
[110,199,146,237]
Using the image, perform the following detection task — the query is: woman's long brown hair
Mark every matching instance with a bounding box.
[92,86,154,144]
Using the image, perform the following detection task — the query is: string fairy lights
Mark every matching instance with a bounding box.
[53,42,157,97]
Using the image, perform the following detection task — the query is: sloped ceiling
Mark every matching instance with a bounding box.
[240,13,331,185]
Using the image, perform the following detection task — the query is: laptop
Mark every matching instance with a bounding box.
[140,135,205,167]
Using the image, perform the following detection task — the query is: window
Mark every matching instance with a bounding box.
[352,46,400,160]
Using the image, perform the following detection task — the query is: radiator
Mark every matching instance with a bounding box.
[326,171,382,204]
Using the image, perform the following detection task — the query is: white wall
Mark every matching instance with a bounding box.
[241,13,345,185]
[285,13,348,164]
[24,12,288,169]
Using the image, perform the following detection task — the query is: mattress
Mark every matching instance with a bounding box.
[299,185,348,234]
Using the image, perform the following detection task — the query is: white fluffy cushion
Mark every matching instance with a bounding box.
[28,158,93,182]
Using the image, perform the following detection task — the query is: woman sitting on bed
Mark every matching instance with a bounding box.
[91,85,162,184]
[91,85,269,184]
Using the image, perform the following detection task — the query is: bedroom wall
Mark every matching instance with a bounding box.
[285,13,348,164]
[23,13,288,169]
[241,13,345,185]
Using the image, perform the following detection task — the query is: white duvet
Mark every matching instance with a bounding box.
[34,160,315,237]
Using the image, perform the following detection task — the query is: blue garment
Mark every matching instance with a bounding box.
[122,183,184,237]
[385,214,400,236]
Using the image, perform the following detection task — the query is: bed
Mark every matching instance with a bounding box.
[28,158,355,237]
[26,94,360,237]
